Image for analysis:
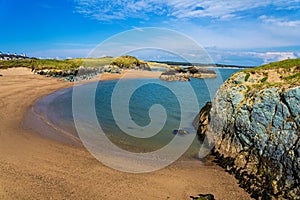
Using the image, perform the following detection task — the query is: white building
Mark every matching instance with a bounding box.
[0,52,29,60]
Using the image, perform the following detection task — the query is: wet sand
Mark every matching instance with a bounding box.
[0,68,252,199]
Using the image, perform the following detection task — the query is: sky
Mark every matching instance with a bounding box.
[0,0,300,66]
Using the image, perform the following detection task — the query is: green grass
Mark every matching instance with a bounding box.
[260,76,268,83]
[0,57,120,70]
[111,55,144,68]
[245,73,250,81]
[243,58,300,73]
[240,58,300,88]
[283,72,300,80]
[0,55,151,71]
[0,59,79,70]
[74,57,114,68]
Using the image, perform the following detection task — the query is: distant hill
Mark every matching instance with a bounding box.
[146,60,255,69]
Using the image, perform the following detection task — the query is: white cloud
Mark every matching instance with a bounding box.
[209,50,299,65]
[73,0,300,21]
[260,15,300,27]
[257,52,298,63]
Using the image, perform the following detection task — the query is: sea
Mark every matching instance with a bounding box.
[26,68,239,164]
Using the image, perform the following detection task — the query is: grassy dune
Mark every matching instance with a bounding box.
[240,58,300,90]
[0,57,120,70]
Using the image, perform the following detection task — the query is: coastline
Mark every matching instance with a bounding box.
[23,70,164,147]
[0,68,251,199]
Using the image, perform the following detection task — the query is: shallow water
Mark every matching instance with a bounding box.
[30,68,238,161]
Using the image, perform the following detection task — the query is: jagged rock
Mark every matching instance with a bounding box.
[193,102,212,141]
[197,64,300,199]
[103,65,121,73]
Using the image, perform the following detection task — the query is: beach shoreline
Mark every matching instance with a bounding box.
[0,68,252,199]
[22,70,164,147]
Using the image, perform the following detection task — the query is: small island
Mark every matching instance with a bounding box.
[160,66,217,81]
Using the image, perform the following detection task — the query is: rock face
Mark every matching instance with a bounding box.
[197,62,300,199]
[193,102,212,141]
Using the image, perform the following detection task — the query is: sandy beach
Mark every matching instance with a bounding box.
[0,68,252,199]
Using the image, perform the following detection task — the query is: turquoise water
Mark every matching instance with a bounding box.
[33,68,238,159]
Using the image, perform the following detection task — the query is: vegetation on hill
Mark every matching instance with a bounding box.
[0,56,150,70]
[244,58,300,72]
[0,57,115,70]
[0,55,154,71]
[238,58,300,90]
[111,55,146,68]
[0,59,78,70]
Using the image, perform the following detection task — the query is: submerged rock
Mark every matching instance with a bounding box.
[173,129,189,135]
[197,60,300,199]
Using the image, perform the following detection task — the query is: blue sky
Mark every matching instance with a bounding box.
[0,0,300,66]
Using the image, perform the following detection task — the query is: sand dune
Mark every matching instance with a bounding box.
[0,68,251,199]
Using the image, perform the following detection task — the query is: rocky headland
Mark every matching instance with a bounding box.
[196,59,300,199]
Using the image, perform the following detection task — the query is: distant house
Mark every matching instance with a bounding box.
[0,52,29,60]
[0,52,11,60]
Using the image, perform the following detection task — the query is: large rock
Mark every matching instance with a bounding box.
[197,63,300,199]
[159,71,190,81]
[193,102,212,141]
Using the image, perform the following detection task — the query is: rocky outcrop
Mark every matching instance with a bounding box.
[36,64,148,82]
[159,71,190,81]
[35,67,100,82]
[159,67,216,81]
[137,63,151,71]
[190,194,215,200]
[193,68,217,78]
[197,61,300,199]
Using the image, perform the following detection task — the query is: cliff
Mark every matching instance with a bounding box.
[196,59,300,199]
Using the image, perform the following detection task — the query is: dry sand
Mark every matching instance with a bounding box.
[0,68,252,199]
